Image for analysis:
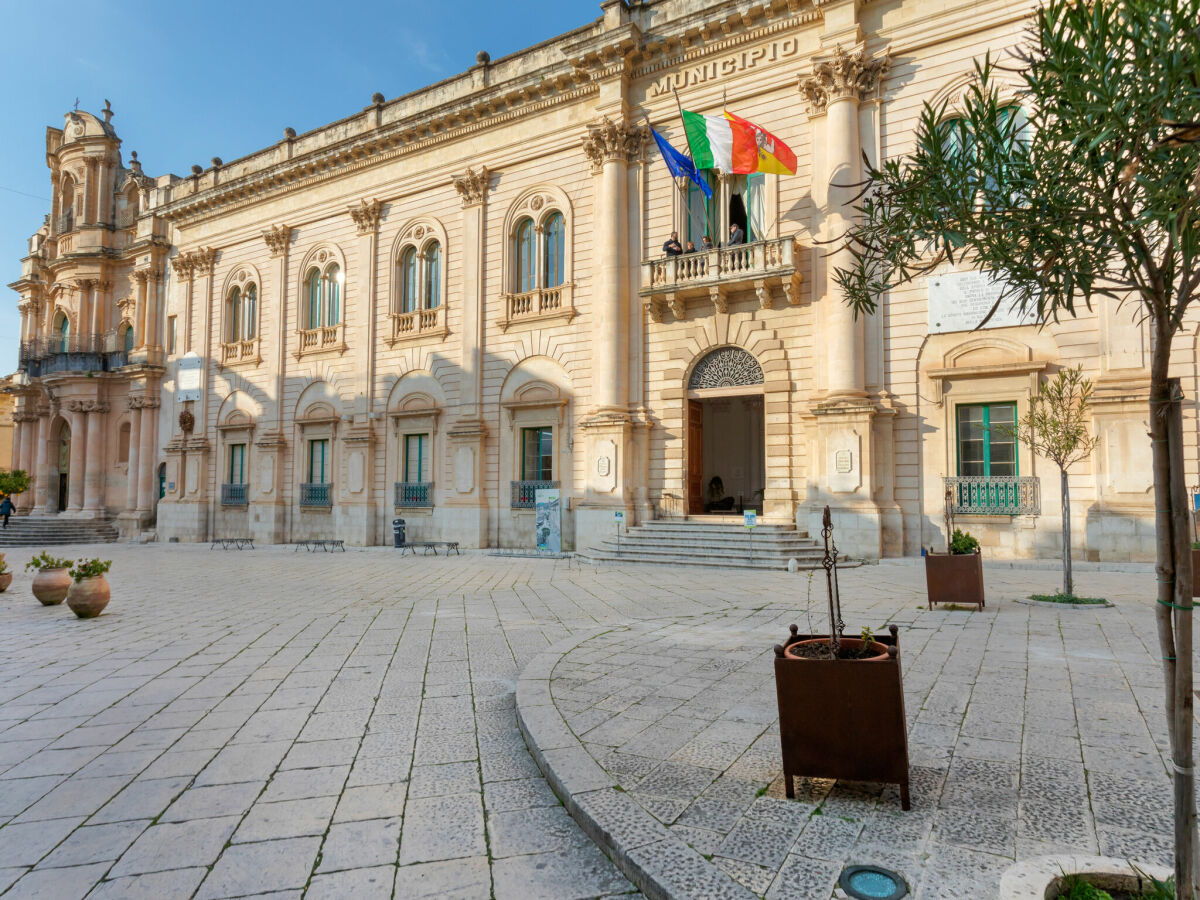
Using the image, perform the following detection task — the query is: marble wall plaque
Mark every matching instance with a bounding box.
[927,271,1037,334]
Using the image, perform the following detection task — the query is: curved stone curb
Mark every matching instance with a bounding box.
[1012,597,1115,610]
[516,629,757,900]
[1000,855,1172,899]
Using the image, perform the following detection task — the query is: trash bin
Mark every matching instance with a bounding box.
[392,518,406,548]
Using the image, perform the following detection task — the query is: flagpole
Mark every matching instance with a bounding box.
[648,115,705,249]
[672,88,710,245]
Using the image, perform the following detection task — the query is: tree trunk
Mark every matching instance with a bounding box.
[1060,466,1072,596]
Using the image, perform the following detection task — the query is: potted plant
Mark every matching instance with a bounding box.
[925,491,985,609]
[773,507,911,809]
[66,558,112,619]
[0,553,11,593]
[24,551,74,606]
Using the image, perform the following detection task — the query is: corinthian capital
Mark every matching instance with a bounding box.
[171,254,195,281]
[348,199,383,235]
[191,247,218,277]
[799,45,891,113]
[453,167,491,207]
[582,117,647,172]
[262,225,293,257]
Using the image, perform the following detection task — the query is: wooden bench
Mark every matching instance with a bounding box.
[210,537,254,550]
[292,539,346,553]
[400,541,461,556]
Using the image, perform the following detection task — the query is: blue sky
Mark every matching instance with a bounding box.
[0,0,592,374]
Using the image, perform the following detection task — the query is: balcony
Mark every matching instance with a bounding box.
[18,336,128,379]
[299,483,332,508]
[221,483,249,506]
[388,308,446,345]
[394,482,433,508]
[294,324,345,358]
[511,480,559,510]
[497,284,576,332]
[220,338,260,366]
[115,206,137,229]
[640,236,803,320]
[944,476,1040,517]
[56,211,74,235]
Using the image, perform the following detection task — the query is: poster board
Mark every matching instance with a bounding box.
[535,488,561,553]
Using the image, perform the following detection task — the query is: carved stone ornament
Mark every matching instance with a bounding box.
[348,198,383,234]
[453,166,491,207]
[178,409,195,433]
[65,399,109,414]
[581,117,648,172]
[171,254,195,281]
[129,395,161,410]
[799,45,891,113]
[688,347,765,390]
[262,225,293,257]
[530,195,545,211]
[190,247,218,276]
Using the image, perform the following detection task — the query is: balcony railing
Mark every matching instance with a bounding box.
[296,324,343,355]
[497,284,575,331]
[388,307,445,344]
[115,206,137,229]
[220,339,259,364]
[640,237,802,316]
[56,211,74,234]
[18,336,129,378]
[394,482,433,507]
[299,483,332,507]
[511,480,559,510]
[221,483,249,506]
[944,476,1040,517]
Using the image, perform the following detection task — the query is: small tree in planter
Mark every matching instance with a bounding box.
[66,558,112,619]
[773,507,911,808]
[0,553,11,593]
[24,551,74,606]
[0,469,31,508]
[926,491,985,609]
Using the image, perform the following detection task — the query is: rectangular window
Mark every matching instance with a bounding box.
[956,403,1017,477]
[228,443,246,485]
[307,439,329,483]
[403,434,428,483]
[521,427,553,481]
[685,172,719,247]
[167,316,177,354]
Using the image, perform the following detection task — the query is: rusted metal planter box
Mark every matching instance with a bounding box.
[773,624,911,810]
[1192,548,1200,597]
[925,550,985,609]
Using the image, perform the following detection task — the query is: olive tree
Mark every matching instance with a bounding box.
[832,0,1200,889]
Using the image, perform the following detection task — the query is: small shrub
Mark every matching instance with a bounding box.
[69,559,112,583]
[949,529,980,555]
[1031,592,1106,606]
[0,552,7,575]
[24,551,74,573]
[1058,873,1112,899]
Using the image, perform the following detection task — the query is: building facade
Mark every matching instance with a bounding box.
[7,0,1172,560]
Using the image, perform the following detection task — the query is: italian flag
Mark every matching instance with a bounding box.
[681,109,797,176]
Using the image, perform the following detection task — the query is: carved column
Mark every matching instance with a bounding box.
[145,269,162,353]
[171,254,196,353]
[137,398,160,513]
[125,397,142,514]
[345,200,383,545]
[76,279,94,344]
[83,159,98,225]
[133,270,150,349]
[83,401,108,512]
[35,406,53,514]
[93,280,108,339]
[10,416,24,473]
[447,168,492,548]
[66,403,87,512]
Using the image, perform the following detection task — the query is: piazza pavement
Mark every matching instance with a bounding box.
[0,544,1179,899]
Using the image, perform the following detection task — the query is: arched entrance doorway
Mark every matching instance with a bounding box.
[686,347,765,516]
[56,422,71,512]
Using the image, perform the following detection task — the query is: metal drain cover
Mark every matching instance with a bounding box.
[838,865,908,900]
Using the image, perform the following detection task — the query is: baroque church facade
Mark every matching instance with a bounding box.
[6,0,1167,559]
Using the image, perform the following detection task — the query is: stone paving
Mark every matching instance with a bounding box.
[0,545,1179,899]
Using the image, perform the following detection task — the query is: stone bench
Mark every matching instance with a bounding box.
[292,539,346,553]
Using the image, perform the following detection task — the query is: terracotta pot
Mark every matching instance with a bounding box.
[0,572,12,593]
[784,637,889,661]
[925,550,985,609]
[66,575,110,619]
[31,567,71,606]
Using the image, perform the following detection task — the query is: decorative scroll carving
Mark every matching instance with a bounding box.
[582,117,647,172]
[191,247,218,276]
[668,296,686,320]
[171,254,195,281]
[755,280,772,310]
[453,167,491,207]
[65,400,110,413]
[128,395,161,410]
[710,286,728,315]
[263,225,293,257]
[348,199,383,234]
[799,45,891,113]
[133,269,150,285]
[688,347,764,390]
[170,247,218,279]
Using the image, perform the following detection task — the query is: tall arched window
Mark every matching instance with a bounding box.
[325,264,341,326]
[515,218,536,293]
[123,325,135,353]
[400,248,418,314]
[56,314,70,353]
[306,268,322,329]
[244,284,257,339]
[543,213,565,289]
[228,287,243,341]
[423,242,441,309]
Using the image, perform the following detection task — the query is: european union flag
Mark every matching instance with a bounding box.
[651,128,713,198]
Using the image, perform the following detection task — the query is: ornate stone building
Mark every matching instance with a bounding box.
[7,0,1168,559]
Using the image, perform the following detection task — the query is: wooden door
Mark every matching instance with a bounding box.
[687,400,704,515]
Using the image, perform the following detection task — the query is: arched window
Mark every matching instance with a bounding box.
[543,213,565,289]
[325,264,341,326]
[400,248,418,314]
[123,325,135,353]
[423,242,441,309]
[228,286,243,341]
[306,268,322,329]
[244,284,257,339]
[515,218,536,293]
[56,314,70,353]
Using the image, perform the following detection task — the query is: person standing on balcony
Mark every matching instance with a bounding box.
[663,232,683,256]
[685,240,697,253]
[701,235,714,251]
[728,223,745,246]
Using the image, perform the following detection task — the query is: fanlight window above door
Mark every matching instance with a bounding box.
[688,347,764,390]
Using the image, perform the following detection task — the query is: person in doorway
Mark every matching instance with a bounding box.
[705,477,733,512]
[728,222,745,245]
[662,231,683,256]
[701,234,714,251]
[0,495,13,528]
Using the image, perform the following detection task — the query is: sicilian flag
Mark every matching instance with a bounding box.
[651,128,713,198]
[681,109,797,176]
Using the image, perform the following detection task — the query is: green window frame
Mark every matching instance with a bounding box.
[685,171,718,247]
[515,218,536,293]
[521,427,553,481]
[956,403,1017,477]
[403,434,427,483]
[307,439,329,483]
[423,242,441,309]
[228,443,246,485]
[542,214,565,289]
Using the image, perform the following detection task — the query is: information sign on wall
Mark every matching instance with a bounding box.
[176,353,203,403]
[927,271,1038,334]
[535,488,562,553]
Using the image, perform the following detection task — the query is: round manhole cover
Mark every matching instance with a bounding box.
[838,865,908,900]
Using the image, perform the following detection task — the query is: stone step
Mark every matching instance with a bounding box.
[610,531,818,548]
[0,518,120,547]
[593,538,821,560]
[579,549,819,570]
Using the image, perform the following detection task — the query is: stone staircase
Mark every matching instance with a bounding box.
[579,519,826,570]
[0,516,120,548]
